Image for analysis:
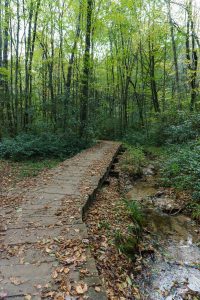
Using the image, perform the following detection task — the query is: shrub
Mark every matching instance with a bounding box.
[122,130,148,147]
[163,113,200,144]
[114,230,138,259]
[160,143,200,197]
[122,125,166,147]
[192,203,200,221]
[123,199,144,226]
[120,145,146,177]
[0,132,93,161]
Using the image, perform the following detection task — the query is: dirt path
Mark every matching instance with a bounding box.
[0,141,121,300]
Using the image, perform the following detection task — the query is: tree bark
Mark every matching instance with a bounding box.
[80,0,93,136]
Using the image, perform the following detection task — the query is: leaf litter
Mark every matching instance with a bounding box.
[85,174,144,300]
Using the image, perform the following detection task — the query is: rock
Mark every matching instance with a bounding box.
[143,165,155,176]
[154,197,180,214]
[154,191,165,198]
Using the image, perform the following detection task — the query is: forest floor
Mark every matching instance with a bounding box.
[0,159,62,213]
[85,151,200,300]
[0,144,200,300]
[0,141,120,300]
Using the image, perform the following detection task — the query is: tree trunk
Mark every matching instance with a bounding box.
[3,0,13,133]
[149,41,160,113]
[167,0,181,109]
[80,0,93,136]
[64,2,81,131]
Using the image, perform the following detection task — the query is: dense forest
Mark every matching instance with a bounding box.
[1,1,200,299]
[0,0,199,140]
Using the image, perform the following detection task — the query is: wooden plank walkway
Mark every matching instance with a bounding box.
[0,141,121,300]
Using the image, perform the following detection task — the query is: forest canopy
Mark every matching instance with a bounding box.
[0,0,199,142]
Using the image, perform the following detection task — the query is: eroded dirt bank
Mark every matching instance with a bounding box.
[85,152,200,300]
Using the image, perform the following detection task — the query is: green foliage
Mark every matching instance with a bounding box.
[98,220,110,230]
[165,123,196,144]
[97,117,121,140]
[191,203,200,221]
[0,133,92,161]
[164,113,200,144]
[17,159,60,178]
[123,130,149,147]
[122,113,200,148]
[114,230,138,259]
[122,123,167,147]
[123,199,144,226]
[120,145,146,177]
[153,112,200,212]
[0,67,9,77]
[114,199,144,259]
[160,143,200,200]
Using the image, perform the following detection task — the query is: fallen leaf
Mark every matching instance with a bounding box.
[36,284,42,289]
[54,293,64,300]
[10,277,24,286]
[52,270,58,279]
[75,283,88,295]
[45,247,52,253]
[95,287,101,292]
[64,267,70,274]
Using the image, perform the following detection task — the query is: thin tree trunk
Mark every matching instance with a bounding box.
[186,0,198,111]
[80,0,93,136]
[3,0,13,133]
[64,2,81,131]
[167,0,181,109]
[0,0,3,138]
[149,41,160,113]
[14,0,20,132]
[24,0,33,128]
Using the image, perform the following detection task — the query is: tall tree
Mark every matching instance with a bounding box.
[80,0,93,136]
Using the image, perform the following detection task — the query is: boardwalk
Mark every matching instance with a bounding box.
[0,141,121,300]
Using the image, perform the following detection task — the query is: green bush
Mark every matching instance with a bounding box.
[122,112,200,147]
[163,113,200,144]
[17,159,60,178]
[122,126,166,147]
[160,143,200,200]
[192,203,200,221]
[114,230,138,259]
[123,199,144,226]
[120,145,146,177]
[0,133,92,161]
[123,130,148,146]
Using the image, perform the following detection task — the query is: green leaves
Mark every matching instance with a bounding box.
[0,133,91,161]
[0,67,10,77]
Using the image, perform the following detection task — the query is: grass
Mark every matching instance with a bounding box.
[190,202,200,221]
[0,158,61,187]
[16,159,61,179]
[98,220,111,230]
[114,199,144,260]
[114,230,138,259]
[120,145,147,177]
[123,199,144,226]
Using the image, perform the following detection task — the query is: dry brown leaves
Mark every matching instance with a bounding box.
[40,238,91,299]
[85,176,142,300]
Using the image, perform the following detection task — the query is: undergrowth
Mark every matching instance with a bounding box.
[0,132,93,161]
[115,199,144,260]
[16,159,60,178]
[120,145,147,177]
[122,112,200,221]
[123,199,144,226]
[191,203,200,221]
